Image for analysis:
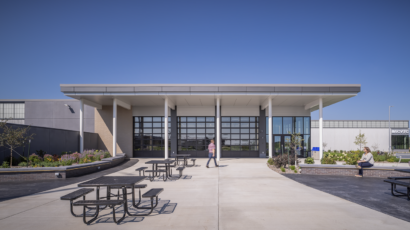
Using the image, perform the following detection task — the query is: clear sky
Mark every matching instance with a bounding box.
[0,0,409,121]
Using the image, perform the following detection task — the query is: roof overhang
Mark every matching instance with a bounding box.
[60,84,360,112]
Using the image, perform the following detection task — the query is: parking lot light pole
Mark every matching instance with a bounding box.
[389,106,393,154]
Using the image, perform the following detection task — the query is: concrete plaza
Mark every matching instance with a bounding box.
[0,158,409,229]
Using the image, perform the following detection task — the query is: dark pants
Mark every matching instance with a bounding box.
[207,153,217,166]
[358,162,373,175]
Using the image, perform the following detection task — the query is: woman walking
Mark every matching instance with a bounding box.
[355,147,374,177]
[206,139,218,168]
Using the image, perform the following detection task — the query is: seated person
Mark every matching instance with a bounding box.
[355,147,374,177]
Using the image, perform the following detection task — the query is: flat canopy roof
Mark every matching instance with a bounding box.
[60,84,360,112]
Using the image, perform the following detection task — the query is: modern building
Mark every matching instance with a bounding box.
[1,84,408,159]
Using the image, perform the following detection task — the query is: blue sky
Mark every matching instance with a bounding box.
[0,0,409,121]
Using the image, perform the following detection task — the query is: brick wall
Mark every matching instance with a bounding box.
[95,106,132,158]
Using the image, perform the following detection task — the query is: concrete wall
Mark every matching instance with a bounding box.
[0,123,98,163]
[132,106,168,116]
[24,100,94,132]
[95,105,132,158]
[311,128,389,151]
[178,106,214,116]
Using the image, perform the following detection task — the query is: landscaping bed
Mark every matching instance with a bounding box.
[0,154,127,182]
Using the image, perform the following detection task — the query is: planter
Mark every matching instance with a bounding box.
[0,154,127,182]
[336,161,346,165]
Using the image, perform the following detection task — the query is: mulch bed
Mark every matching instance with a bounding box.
[267,164,301,174]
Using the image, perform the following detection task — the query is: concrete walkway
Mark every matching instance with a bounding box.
[0,158,409,229]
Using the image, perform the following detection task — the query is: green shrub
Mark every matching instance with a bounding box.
[344,153,360,165]
[1,161,10,168]
[280,167,285,172]
[290,165,295,170]
[104,151,111,158]
[321,157,336,164]
[267,158,274,165]
[18,162,27,167]
[304,157,315,164]
[29,153,42,163]
[387,157,399,162]
[294,169,298,173]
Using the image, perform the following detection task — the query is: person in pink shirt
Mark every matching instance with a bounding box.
[206,139,218,168]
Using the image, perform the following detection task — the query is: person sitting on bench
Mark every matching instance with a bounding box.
[355,147,374,177]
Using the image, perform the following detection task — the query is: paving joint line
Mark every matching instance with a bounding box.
[0,199,58,221]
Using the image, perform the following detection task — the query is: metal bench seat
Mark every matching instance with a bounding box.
[142,188,164,198]
[387,176,410,180]
[73,199,126,225]
[384,179,410,199]
[135,167,148,176]
[186,158,196,167]
[126,188,164,216]
[175,167,185,178]
[60,188,95,218]
[145,169,167,181]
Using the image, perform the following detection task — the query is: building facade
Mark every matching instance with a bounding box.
[2,85,409,158]
[58,84,362,159]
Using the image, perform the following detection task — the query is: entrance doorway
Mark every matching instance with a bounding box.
[273,135,303,157]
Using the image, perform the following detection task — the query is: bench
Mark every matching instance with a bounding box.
[73,199,126,225]
[188,158,196,167]
[60,188,95,217]
[135,167,148,176]
[135,188,164,215]
[299,164,410,178]
[387,176,410,180]
[145,169,167,181]
[383,179,410,199]
[176,167,185,178]
[109,184,147,206]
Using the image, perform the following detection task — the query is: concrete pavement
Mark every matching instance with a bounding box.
[0,158,409,229]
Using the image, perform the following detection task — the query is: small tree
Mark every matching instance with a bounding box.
[354,130,367,150]
[290,132,304,166]
[322,142,327,152]
[371,143,379,152]
[0,120,35,167]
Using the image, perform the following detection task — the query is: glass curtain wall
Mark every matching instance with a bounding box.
[221,117,259,151]
[391,135,409,150]
[266,116,311,157]
[133,117,170,152]
[177,117,215,151]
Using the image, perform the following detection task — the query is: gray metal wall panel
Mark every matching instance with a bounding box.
[74,87,107,92]
[218,86,247,92]
[61,87,74,92]
[274,87,303,92]
[162,86,190,92]
[65,130,79,152]
[26,101,54,119]
[52,101,79,119]
[24,119,54,128]
[49,129,67,154]
[134,86,162,92]
[329,87,361,92]
[106,87,134,92]
[53,118,80,131]
[302,87,330,92]
[246,87,275,92]
[84,105,95,119]
[190,86,219,92]
[84,118,95,133]
[0,124,99,164]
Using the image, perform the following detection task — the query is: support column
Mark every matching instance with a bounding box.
[164,98,169,159]
[268,98,272,158]
[79,99,84,153]
[319,98,323,160]
[113,99,117,157]
[216,98,221,161]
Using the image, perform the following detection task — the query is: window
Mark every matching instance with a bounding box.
[133,117,170,151]
[222,117,259,151]
[0,103,24,119]
[178,117,215,151]
[392,135,409,150]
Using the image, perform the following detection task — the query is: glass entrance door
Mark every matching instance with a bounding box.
[273,136,282,156]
